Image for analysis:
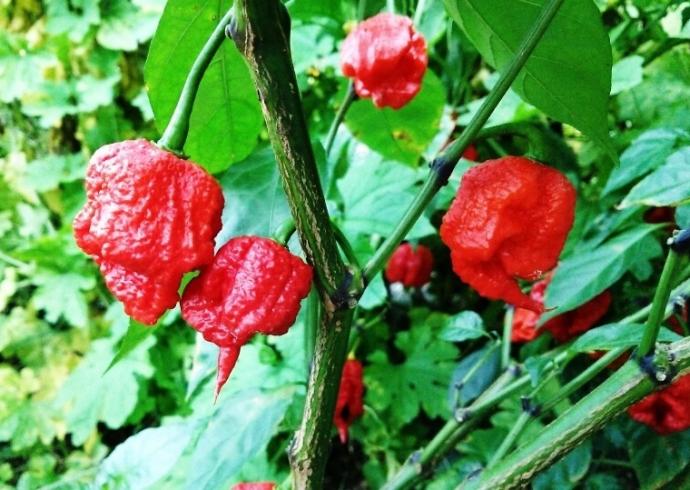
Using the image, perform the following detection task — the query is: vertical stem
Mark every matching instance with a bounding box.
[325,82,357,156]
[501,309,514,370]
[363,0,567,282]
[229,2,355,488]
[157,7,234,153]
[638,249,681,357]
[489,413,530,467]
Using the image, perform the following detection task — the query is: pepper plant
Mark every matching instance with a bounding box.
[3,1,690,489]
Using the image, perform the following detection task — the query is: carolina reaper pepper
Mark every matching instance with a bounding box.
[73,139,224,325]
[181,236,313,396]
[334,358,364,443]
[440,157,576,312]
[511,275,612,343]
[385,242,434,288]
[629,374,690,435]
[341,12,427,109]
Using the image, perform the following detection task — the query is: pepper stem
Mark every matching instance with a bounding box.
[157,7,234,154]
[325,82,357,156]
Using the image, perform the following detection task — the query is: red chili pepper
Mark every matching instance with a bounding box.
[629,374,690,435]
[384,242,434,288]
[73,139,224,325]
[334,358,364,443]
[440,157,576,312]
[181,236,313,396]
[341,13,427,109]
[462,145,478,162]
[231,483,276,490]
[511,275,611,343]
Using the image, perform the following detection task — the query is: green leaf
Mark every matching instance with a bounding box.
[45,0,101,43]
[30,272,95,328]
[345,72,446,166]
[183,388,294,490]
[95,422,195,489]
[620,148,690,208]
[337,148,434,240]
[145,0,263,172]
[571,323,681,353]
[216,146,291,244]
[604,128,689,195]
[55,337,155,445]
[366,317,459,427]
[448,345,501,407]
[97,0,161,51]
[544,225,659,319]
[105,320,157,374]
[0,34,55,104]
[440,311,488,342]
[444,0,614,158]
[20,154,84,192]
[610,55,644,96]
[628,422,690,489]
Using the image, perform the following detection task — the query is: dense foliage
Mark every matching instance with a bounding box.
[2,0,690,489]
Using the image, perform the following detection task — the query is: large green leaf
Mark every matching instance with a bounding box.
[543,225,660,319]
[627,422,690,489]
[571,323,681,353]
[603,128,689,195]
[337,148,435,240]
[444,0,614,157]
[620,148,690,208]
[345,72,446,165]
[366,313,459,427]
[145,0,263,172]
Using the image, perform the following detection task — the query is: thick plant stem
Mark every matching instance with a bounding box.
[363,0,567,283]
[459,338,690,490]
[638,249,681,357]
[157,7,233,153]
[228,2,354,488]
[325,82,357,155]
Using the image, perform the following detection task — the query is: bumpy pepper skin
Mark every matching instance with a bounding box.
[384,243,434,288]
[341,13,427,109]
[511,276,611,343]
[440,157,576,312]
[629,374,690,435]
[73,139,224,325]
[334,358,364,443]
[232,483,276,490]
[181,236,313,395]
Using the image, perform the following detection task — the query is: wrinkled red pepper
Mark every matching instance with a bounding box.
[73,139,224,325]
[629,374,690,435]
[341,13,427,109]
[334,358,364,443]
[440,157,576,312]
[181,236,313,396]
[384,242,434,288]
[511,275,612,343]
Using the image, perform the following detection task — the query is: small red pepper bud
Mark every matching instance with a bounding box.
[73,139,224,325]
[181,236,313,396]
[341,13,427,109]
[231,483,276,490]
[629,374,690,435]
[511,275,611,343]
[440,157,576,312]
[384,243,434,288]
[462,144,478,162]
[334,358,364,443]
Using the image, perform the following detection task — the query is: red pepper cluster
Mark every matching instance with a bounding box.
[440,157,576,312]
[511,275,612,343]
[182,236,313,396]
[629,374,690,435]
[334,358,364,443]
[73,140,224,325]
[384,243,434,288]
[74,141,313,397]
[341,13,427,109]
